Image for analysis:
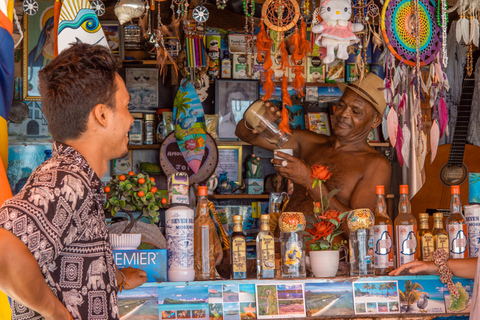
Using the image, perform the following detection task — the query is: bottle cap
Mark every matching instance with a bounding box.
[375,185,385,195]
[198,186,208,196]
[419,213,429,219]
[451,185,460,195]
[145,113,155,120]
[260,214,270,221]
[433,212,443,219]
[233,215,243,222]
[399,185,409,194]
[156,108,171,114]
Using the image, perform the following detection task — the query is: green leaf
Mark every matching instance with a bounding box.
[327,188,340,200]
[329,219,339,227]
[310,243,321,251]
[312,179,317,189]
[339,211,349,220]
[305,215,317,226]
[331,230,344,238]
[119,200,126,207]
[123,204,135,211]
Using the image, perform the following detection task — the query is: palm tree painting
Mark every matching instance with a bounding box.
[469,173,480,203]
[399,281,426,312]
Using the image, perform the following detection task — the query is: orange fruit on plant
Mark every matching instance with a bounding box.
[138,178,146,184]
[104,186,110,193]
[150,187,158,193]
[138,191,145,197]
[128,171,135,176]
[150,177,155,182]
[161,198,167,205]
[119,175,126,181]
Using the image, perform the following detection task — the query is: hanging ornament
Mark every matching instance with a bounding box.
[193,6,209,22]
[300,0,315,22]
[23,0,38,15]
[171,0,189,19]
[90,0,105,16]
[261,0,300,32]
[216,0,227,9]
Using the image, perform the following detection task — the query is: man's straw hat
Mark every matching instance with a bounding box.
[337,73,386,115]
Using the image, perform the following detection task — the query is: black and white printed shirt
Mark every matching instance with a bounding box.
[0,142,119,320]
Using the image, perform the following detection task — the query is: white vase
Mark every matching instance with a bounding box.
[310,250,339,277]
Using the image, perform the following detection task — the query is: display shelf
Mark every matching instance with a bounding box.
[128,144,161,150]
[208,194,270,200]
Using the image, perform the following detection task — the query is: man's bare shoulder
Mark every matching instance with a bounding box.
[364,148,391,171]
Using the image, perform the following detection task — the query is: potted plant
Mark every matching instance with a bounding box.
[104,171,168,249]
[305,165,348,277]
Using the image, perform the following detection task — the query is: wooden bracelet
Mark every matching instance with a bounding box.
[433,249,459,299]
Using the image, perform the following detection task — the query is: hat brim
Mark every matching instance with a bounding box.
[337,82,385,115]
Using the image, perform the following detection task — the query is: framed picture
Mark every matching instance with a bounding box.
[306,112,331,136]
[124,66,158,112]
[23,0,55,100]
[215,79,259,140]
[367,127,380,143]
[112,151,133,175]
[101,20,124,60]
[216,145,243,185]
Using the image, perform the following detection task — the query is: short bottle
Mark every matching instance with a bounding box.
[433,212,449,253]
[394,185,418,268]
[256,214,275,279]
[231,215,247,279]
[194,186,216,280]
[373,185,394,275]
[446,185,469,259]
[418,213,434,261]
[221,51,232,79]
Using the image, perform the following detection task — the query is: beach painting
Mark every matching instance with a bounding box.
[209,284,223,303]
[118,285,159,319]
[353,280,400,314]
[444,278,474,314]
[397,279,446,314]
[224,302,240,320]
[256,283,306,319]
[239,284,255,302]
[305,281,354,317]
[158,285,209,320]
[209,303,223,320]
[223,284,240,303]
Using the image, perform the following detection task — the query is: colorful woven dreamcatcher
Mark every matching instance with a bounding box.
[381,0,441,66]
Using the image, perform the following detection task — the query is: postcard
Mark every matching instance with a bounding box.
[305,282,354,317]
[256,283,306,319]
[353,280,400,315]
[444,278,474,314]
[118,286,159,319]
[397,279,446,314]
[158,285,209,320]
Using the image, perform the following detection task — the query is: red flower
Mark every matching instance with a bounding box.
[307,220,335,240]
[318,209,344,223]
[310,164,332,181]
[185,139,196,150]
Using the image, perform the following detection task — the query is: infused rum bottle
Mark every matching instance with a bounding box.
[394,185,418,268]
[231,215,247,279]
[433,212,449,253]
[373,185,394,275]
[193,186,216,280]
[446,185,469,259]
[256,214,275,279]
[418,213,434,261]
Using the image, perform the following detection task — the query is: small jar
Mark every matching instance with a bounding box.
[129,113,143,145]
[144,113,155,145]
[155,108,171,143]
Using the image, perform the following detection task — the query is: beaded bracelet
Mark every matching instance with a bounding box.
[116,270,129,293]
[433,249,459,299]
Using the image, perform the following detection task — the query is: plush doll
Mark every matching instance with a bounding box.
[312,0,364,64]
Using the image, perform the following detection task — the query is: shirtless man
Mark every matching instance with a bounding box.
[235,73,391,217]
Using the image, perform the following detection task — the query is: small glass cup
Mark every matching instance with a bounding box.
[280,231,306,278]
[243,100,292,148]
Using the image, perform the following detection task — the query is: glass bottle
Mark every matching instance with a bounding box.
[221,51,232,79]
[418,213,434,261]
[256,214,275,279]
[446,185,469,259]
[373,185,394,275]
[231,215,247,279]
[394,184,418,268]
[433,212,449,254]
[194,186,216,280]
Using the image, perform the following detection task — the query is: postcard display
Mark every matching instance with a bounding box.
[117,275,473,319]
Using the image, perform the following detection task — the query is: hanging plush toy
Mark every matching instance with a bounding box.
[312,0,363,64]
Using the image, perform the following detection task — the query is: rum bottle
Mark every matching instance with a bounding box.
[394,185,418,268]
[256,214,275,279]
[231,215,247,279]
[446,185,469,259]
[433,212,449,253]
[418,213,434,261]
[373,185,394,275]
[194,186,216,280]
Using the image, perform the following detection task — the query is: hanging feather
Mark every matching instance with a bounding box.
[279,41,291,71]
[397,92,406,115]
[430,119,440,163]
[395,122,404,166]
[279,77,292,134]
[256,22,274,69]
[387,107,398,147]
[262,69,276,101]
[438,96,448,138]
[169,15,181,41]
[470,16,479,47]
[281,75,292,107]
[292,65,305,97]
[290,30,303,62]
[355,53,365,80]
[384,79,393,104]
[299,19,311,57]
[417,130,427,171]
[138,13,148,38]
[456,19,465,43]
[461,17,470,43]
[382,106,390,140]
[401,123,411,168]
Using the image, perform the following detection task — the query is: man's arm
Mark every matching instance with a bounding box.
[389,258,477,279]
[115,265,147,291]
[0,229,71,320]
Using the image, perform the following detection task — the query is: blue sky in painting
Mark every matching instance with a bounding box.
[305,282,352,294]
[118,286,158,299]
[239,284,255,295]
[158,285,208,304]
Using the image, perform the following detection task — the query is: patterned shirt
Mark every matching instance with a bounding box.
[0,142,119,320]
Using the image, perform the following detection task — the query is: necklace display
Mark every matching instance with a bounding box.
[244,0,255,78]
[300,0,315,22]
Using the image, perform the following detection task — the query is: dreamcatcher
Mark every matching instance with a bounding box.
[171,0,189,18]
[193,4,209,23]
[90,0,105,16]
[451,0,479,75]
[23,0,38,15]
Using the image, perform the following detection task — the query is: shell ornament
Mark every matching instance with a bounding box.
[91,0,105,16]
[23,0,39,15]
[114,0,145,25]
[193,6,209,23]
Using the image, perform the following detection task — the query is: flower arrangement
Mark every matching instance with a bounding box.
[104,171,168,233]
[306,165,348,251]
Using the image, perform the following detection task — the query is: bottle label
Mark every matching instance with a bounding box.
[232,236,246,273]
[436,234,449,253]
[396,225,418,267]
[165,209,194,269]
[201,227,210,274]
[261,235,275,271]
[284,241,302,266]
[448,224,469,258]
[260,219,270,231]
[373,225,394,268]
[421,232,435,261]
[221,60,232,78]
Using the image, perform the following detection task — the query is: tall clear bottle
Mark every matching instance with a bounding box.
[394,185,418,268]
[231,215,247,279]
[194,186,216,280]
[433,212,449,253]
[256,214,275,279]
[446,185,469,259]
[418,213,434,261]
[373,185,394,275]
